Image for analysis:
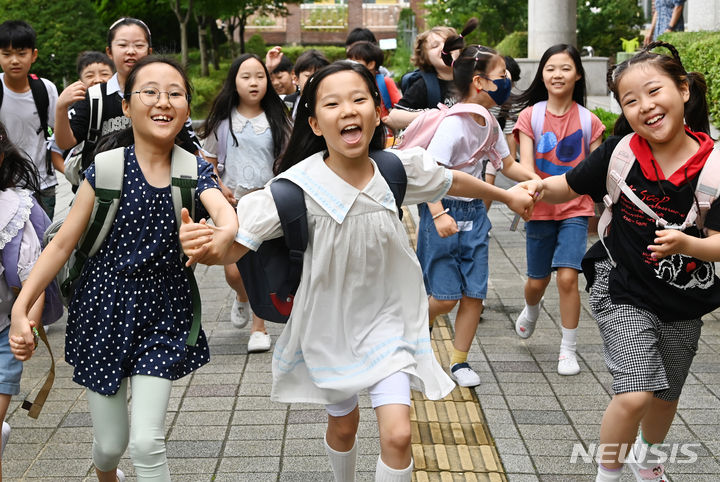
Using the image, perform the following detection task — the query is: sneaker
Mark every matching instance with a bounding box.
[450,362,481,387]
[627,461,668,481]
[231,299,251,329]
[116,468,126,482]
[1,421,9,456]
[515,298,544,339]
[557,351,581,376]
[248,331,271,353]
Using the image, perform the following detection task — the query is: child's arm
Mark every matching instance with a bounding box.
[180,208,249,266]
[500,153,540,183]
[194,188,239,260]
[54,81,86,150]
[447,170,540,220]
[648,229,720,262]
[383,108,421,132]
[9,291,44,361]
[10,181,95,343]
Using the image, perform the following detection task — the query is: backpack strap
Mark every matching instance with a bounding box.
[215,118,230,175]
[376,73,393,112]
[28,74,53,175]
[420,71,441,108]
[61,147,125,298]
[86,84,104,147]
[684,146,720,233]
[269,178,308,314]
[21,323,55,419]
[444,103,501,170]
[578,104,592,154]
[530,101,547,151]
[169,145,202,346]
[371,149,408,220]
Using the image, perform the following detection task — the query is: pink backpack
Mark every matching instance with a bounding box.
[397,103,503,170]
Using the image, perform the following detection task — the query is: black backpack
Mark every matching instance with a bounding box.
[0,74,53,175]
[400,70,442,108]
[236,150,408,323]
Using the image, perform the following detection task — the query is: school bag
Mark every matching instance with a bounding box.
[236,149,408,323]
[530,101,592,155]
[0,188,64,419]
[400,69,441,108]
[0,74,53,176]
[63,83,104,186]
[597,133,720,264]
[375,73,394,111]
[44,145,204,346]
[397,102,503,170]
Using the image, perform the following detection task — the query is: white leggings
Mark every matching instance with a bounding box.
[325,372,411,417]
[86,375,172,481]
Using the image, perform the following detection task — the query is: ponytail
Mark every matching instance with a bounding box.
[440,18,478,67]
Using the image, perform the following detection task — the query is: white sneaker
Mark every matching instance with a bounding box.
[231,299,251,329]
[557,351,580,376]
[248,331,271,353]
[1,421,9,456]
[116,468,126,482]
[515,298,543,339]
[450,362,481,387]
[627,461,668,481]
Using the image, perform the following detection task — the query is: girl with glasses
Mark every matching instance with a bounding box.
[11,56,237,482]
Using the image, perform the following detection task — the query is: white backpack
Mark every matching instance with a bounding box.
[63,84,104,186]
[597,133,720,264]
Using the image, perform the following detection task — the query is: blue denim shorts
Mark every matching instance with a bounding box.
[417,199,490,300]
[525,217,589,279]
[0,325,22,395]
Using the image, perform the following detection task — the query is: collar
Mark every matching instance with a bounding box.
[106,73,121,97]
[231,110,270,134]
[630,127,714,186]
[0,188,34,251]
[278,152,398,224]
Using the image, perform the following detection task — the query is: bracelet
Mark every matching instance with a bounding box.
[432,208,450,220]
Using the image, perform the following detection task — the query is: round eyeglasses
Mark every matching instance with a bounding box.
[131,88,189,107]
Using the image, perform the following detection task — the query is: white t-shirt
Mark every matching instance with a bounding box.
[0,74,58,189]
[427,113,509,201]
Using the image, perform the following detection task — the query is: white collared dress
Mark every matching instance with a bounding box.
[235,147,456,404]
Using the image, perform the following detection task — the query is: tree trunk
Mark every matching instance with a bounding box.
[239,17,246,54]
[170,0,193,68]
[196,16,209,76]
[211,23,220,71]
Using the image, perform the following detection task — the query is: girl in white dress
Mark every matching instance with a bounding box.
[180,61,541,482]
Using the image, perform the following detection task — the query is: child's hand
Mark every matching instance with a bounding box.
[265,46,283,72]
[58,80,87,110]
[516,179,544,202]
[648,229,690,259]
[9,316,36,361]
[179,208,214,266]
[434,213,458,237]
[506,184,536,220]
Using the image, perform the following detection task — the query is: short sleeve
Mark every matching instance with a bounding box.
[495,129,511,159]
[565,136,619,202]
[196,157,219,197]
[17,221,41,282]
[395,78,428,110]
[44,78,58,130]
[234,187,283,251]
[426,117,461,167]
[83,161,97,189]
[385,77,402,106]
[512,106,534,144]
[590,113,606,145]
[68,95,91,144]
[392,147,452,204]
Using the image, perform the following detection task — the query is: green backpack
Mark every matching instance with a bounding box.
[44,145,204,346]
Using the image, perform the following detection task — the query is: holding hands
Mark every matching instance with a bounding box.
[179,208,237,266]
[510,178,544,220]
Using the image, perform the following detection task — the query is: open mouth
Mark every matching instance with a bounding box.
[645,114,664,126]
[151,114,173,124]
[341,125,363,144]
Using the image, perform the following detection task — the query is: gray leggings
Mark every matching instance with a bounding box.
[86,375,172,481]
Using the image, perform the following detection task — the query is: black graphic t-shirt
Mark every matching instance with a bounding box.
[395,75,456,110]
[566,132,720,320]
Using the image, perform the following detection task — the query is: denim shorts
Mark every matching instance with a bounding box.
[0,325,23,395]
[525,216,588,279]
[417,199,490,300]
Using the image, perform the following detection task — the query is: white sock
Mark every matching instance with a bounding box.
[375,456,413,482]
[632,432,657,470]
[595,463,622,482]
[324,435,357,482]
[525,300,541,321]
[560,327,578,355]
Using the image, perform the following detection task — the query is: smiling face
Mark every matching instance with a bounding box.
[271,70,294,95]
[107,24,151,80]
[617,63,689,148]
[122,62,189,148]
[80,62,114,87]
[541,51,581,101]
[235,57,267,108]
[308,70,380,164]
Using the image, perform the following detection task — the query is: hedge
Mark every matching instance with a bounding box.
[495,32,528,59]
[659,31,720,129]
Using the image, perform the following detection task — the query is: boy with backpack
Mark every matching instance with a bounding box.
[0,21,58,220]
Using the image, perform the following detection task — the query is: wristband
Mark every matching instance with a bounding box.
[432,208,450,220]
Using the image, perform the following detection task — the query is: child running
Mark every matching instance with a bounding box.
[10,56,237,482]
[512,44,605,376]
[416,20,540,387]
[181,61,540,481]
[0,122,48,480]
[201,53,291,351]
[521,42,720,482]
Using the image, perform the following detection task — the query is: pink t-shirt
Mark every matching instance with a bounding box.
[514,102,605,220]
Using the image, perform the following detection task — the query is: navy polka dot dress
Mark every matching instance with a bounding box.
[65,146,216,396]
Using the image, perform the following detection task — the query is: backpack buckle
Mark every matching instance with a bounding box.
[602,194,613,208]
[288,249,304,263]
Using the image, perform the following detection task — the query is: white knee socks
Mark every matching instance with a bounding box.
[324,435,357,482]
[375,456,413,482]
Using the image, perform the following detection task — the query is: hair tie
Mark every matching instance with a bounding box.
[442,50,449,56]
[459,34,464,39]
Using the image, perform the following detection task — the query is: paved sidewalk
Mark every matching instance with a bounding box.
[4,174,720,480]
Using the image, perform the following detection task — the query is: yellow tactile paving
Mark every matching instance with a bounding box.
[402,208,506,482]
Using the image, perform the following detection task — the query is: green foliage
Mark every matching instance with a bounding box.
[0,0,105,87]
[577,0,644,58]
[386,46,413,84]
[397,8,416,51]
[495,31,527,58]
[591,107,619,139]
[187,58,231,120]
[305,5,347,31]
[280,45,347,63]
[425,0,526,47]
[659,31,720,129]
[245,34,267,58]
